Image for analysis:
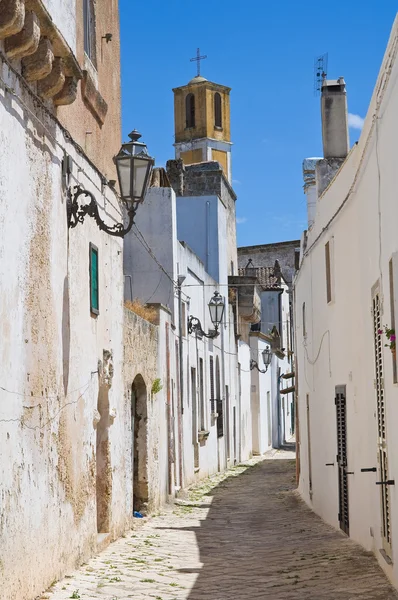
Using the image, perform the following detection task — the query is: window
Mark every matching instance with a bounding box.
[185,93,195,128]
[209,356,214,411]
[214,92,222,128]
[302,302,307,338]
[89,243,99,315]
[325,241,332,303]
[216,356,223,438]
[181,302,186,337]
[83,0,96,65]
[199,359,205,431]
[389,258,397,383]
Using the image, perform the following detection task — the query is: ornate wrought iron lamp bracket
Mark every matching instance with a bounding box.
[67,185,136,238]
[187,316,219,339]
[250,359,269,374]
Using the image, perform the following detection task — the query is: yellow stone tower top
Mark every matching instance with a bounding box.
[172,71,232,181]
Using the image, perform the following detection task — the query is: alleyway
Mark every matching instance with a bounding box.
[46,456,398,600]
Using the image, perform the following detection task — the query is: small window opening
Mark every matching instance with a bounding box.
[83,0,97,66]
[185,93,195,128]
[302,302,307,338]
[325,241,332,303]
[214,92,222,128]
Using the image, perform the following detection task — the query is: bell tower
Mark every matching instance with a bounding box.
[172,72,232,182]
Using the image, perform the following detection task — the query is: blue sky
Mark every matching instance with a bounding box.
[120,1,397,247]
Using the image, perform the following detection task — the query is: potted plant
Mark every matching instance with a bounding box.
[378,325,396,357]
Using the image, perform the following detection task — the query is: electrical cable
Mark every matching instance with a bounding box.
[0,376,96,427]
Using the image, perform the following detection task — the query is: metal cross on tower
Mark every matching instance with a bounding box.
[190,48,207,77]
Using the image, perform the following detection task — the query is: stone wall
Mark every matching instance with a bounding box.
[123,306,170,513]
[238,240,300,287]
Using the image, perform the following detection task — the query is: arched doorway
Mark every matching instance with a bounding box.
[131,375,148,513]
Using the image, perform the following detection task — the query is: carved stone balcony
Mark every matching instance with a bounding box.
[0,0,81,104]
[228,275,261,324]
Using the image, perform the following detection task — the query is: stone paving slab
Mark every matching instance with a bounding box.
[45,456,398,600]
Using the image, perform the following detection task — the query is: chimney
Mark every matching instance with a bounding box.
[321,77,349,159]
[315,77,350,197]
[302,157,321,228]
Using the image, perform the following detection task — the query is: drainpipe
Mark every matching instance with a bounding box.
[177,275,186,414]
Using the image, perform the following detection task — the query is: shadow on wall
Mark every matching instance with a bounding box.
[62,276,70,396]
[132,374,149,514]
[97,384,112,533]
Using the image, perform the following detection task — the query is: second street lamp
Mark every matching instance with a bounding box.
[250,346,272,373]
[188,291,225,338]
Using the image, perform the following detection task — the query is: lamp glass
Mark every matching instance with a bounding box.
[116,155,131,199]
[114,130,154,205]
[133,156,150,199]
[262,347,272,368]
[208,292,225,327]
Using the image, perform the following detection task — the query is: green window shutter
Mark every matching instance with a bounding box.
[90,243,99,314]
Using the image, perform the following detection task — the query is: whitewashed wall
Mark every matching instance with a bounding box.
[294,16,398,587]
[0,56,128,600]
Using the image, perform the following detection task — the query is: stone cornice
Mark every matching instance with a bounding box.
[0,0,82,105]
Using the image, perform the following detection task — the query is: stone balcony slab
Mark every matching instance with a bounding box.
[5,10,40,59]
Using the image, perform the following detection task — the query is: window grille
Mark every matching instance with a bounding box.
[373,290,392,554]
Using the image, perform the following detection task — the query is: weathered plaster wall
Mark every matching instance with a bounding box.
[0,55,126,600]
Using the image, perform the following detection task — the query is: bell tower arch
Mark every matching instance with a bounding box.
[172,75,232,182]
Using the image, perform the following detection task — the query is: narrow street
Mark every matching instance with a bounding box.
[45,455,398,600]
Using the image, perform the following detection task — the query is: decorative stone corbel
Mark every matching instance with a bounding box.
[22,36,54,82]
[37,57,65,99]
[53,76,78,106]
[5,10,40,59]
[0,0,25,39]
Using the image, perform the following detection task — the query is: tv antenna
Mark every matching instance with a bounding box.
[314,53,328,95]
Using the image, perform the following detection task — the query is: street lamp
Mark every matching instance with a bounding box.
[188,291,225,338]
[250,346,272,373]
[67,130,154,237]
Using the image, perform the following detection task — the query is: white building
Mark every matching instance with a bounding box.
[123,70,271,490]
[0,1,172,598]
[294,14,398,589]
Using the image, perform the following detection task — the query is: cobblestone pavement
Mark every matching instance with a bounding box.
[46,455,398,600]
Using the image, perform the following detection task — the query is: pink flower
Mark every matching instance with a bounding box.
[378,329,383,335]
[391,335,396,342]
